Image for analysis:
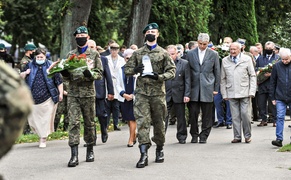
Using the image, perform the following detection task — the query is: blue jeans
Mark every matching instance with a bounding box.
[214,90,232,125]
[275,100,291,141]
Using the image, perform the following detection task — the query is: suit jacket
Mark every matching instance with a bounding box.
[94,56,114,99]
[165,58,191,103]
[220,53,257,99]
[100,49,110,56]
[186,48,220,102]
[106,54,126,99]
[256,53,280,94]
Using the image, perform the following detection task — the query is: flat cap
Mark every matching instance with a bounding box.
[143,23,159,34]
[236,38,246,45]
[110,42,120,49]
[73,26,88,36]
[24,44,37,51]
[0,43,5,50]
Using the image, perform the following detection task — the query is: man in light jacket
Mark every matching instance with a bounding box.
[220,42,257,143]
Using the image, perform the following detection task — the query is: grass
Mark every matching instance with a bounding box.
[278,143,291,152]
[16,118,126,144]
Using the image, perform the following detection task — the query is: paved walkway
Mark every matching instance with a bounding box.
[1,121,291,180]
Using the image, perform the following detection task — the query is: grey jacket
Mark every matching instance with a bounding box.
[186,48,220,102]
[220,53,257,99]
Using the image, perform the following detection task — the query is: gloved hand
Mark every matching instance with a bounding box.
[134,64,144,74]
[143,72,159,80]
[60,69,70,77]
[83,69,92,78]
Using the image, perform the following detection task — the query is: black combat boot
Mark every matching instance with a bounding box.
[136,144,149,168]
[68,145,79,167]
[155,145,164,163]
[86,144,94,162]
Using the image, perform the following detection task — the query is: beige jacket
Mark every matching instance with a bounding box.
[220,53,257,99]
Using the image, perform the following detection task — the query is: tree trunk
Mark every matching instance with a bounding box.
[60,0,92,58]
[127,0,153,48]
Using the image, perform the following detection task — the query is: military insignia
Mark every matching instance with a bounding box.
[149,25,153,30]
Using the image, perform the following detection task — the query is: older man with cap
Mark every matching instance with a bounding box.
[0,43,15,68]
[106,42,125,131]
[124,22,176,168]
[54,26,103,167]
[20,44,37,71]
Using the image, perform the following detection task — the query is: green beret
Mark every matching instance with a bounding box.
[24,44,37,51]
[74,26,88,36]
[0,43,5,50]
[143,23,159,34]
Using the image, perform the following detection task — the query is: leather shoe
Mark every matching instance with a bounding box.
[257,121,267,127]
[273,123,276,127]
[272,140,283,147]
[178,140,186,144]
[114,126,121,131]
[214,122,224,128]
[101,134,108,143]
[245,138,251,143]
[191,137,198,143]
[127,144,134,147]
[231,139,241,143]
[226,124,232,129]
[199,139,207,144]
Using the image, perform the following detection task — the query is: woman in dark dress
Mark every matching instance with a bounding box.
[116,49,137,147]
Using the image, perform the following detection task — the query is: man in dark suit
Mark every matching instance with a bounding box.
[256,41,279,127]
[186,33,220,144]
[87,40,114,145]
[165,45,191,144]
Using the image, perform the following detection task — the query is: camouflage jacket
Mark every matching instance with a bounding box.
[65,48,103,97]
[124,45,176,96]
[20,55,32,71]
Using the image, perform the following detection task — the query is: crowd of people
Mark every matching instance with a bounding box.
[1,22,291,169]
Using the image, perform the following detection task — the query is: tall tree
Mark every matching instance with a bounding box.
[60,0,92,58]
[209,0,258,47]
[126,0,152,47]
[150,0,211,47]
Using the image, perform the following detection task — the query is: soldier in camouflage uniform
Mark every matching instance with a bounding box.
[58,26,103,167]
[0,63,33,179]
[20,44,37,71]
[54,80,69,131]
[124,23,176,168]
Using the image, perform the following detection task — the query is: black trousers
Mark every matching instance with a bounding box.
[257,93,276,122]
[188,101,213,140]
[165,99,187,141]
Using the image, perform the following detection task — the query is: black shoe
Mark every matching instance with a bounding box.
[271,140,283,147]
[101,134,108,143]
[68,146,79,167]
[226,124,232,129]
[86,145,94,162]
[114,126,121,131]
[127,144,134,147]
[191,137,198,143]
[257,121,267,127]
[288,125,291,128]
[199,139,207,144]
[178,140,186,144]
[214,122,224,128]
[136,144,149,168]
[155,146,164,163]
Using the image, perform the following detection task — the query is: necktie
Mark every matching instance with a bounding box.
[233,57,237,64]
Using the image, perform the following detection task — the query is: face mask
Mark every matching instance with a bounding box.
[36,59,45,65]
[30,52,35,59]
[265,49,273,55]
[145,34,156,42]
[76,37,87,47]
[0,51,6,56]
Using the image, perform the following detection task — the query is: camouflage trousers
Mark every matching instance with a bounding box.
[67,96,95,146]
[134,93,166,147]
[54,95,69,127]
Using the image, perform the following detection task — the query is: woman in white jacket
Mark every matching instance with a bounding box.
[116,49,137,147]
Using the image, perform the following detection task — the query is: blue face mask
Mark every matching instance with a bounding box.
[36,59,45,65]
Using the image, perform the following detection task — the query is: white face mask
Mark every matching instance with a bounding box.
[36,59,45,65]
